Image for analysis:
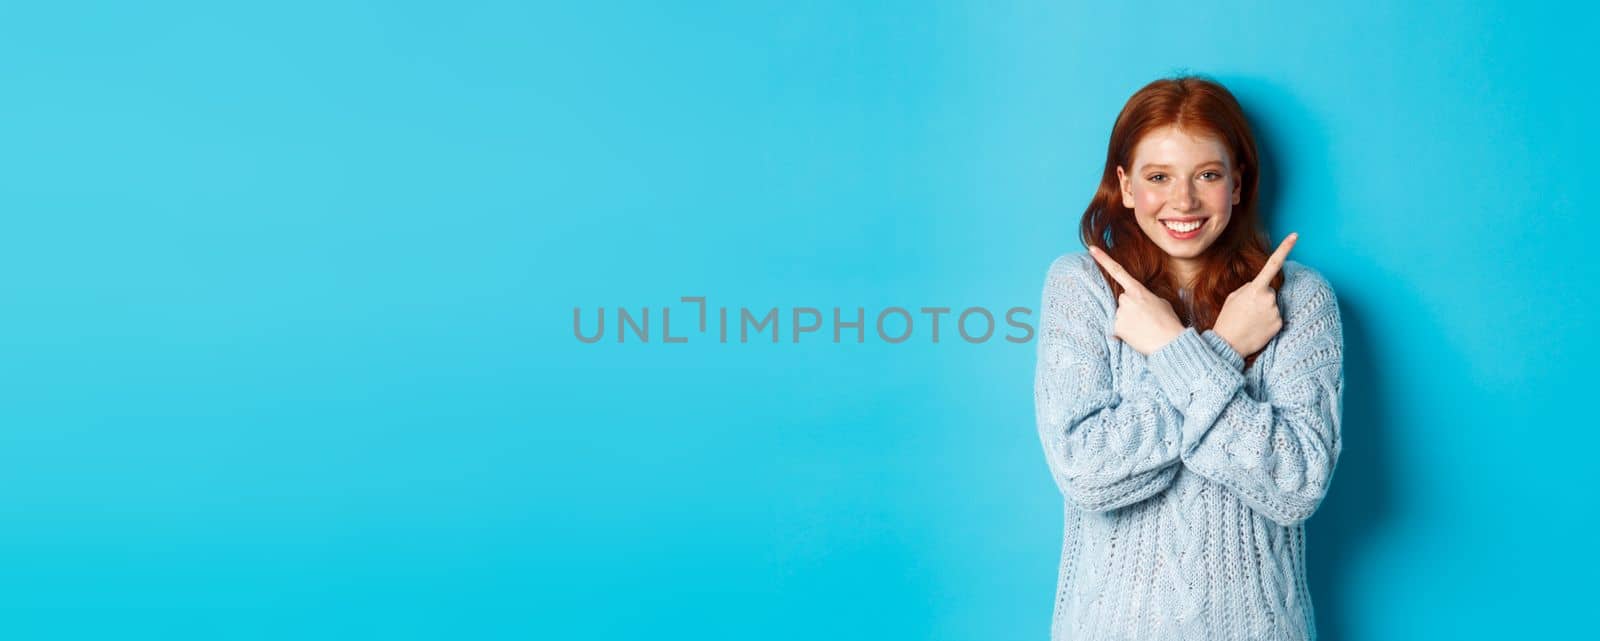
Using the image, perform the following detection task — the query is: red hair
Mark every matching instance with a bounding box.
[1079,75,1283,366]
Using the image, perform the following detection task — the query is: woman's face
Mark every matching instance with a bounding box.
[1116,125,1241,266]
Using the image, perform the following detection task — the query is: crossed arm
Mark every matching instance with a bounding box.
[1033,256,1344,526]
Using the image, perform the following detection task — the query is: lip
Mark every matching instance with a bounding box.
[1159,216,1207,240]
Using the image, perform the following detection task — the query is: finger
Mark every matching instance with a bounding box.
[1253,233,1299,286]
[1088,246,1144,292]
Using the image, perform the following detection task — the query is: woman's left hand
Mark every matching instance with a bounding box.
[1088,246,1186,356]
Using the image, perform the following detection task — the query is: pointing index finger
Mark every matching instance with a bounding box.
[1254,233,1299,286]
[1088,246,1143,292]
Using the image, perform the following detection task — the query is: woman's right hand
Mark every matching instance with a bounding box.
[1212,233,1298,359]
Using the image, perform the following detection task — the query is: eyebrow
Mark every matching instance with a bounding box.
[1140,161,1226,171]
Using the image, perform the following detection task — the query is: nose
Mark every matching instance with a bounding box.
[1170,179,1199,212]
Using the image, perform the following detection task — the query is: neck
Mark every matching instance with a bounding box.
[1167,257,1201,290]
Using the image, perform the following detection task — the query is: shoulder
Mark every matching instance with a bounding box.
[1280,259,1335,297]
[1040,251,1114,314]
[1043,251,1111,295]
[1045,250,1093,276]
[1279,259,1340,320]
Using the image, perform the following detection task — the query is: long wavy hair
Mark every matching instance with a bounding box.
[1080,75,1283,365]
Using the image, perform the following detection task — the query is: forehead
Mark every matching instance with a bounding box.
[1132,126,1232,167]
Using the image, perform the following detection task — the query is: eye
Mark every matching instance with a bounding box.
[1146,174,1167,183]
[1200,170,1221,180]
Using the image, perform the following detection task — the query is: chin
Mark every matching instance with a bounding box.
[1159,240,1214,258]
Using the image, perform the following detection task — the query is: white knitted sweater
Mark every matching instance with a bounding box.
[1033,252,1344,641]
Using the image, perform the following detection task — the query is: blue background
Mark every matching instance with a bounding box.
[2,1,1594,639]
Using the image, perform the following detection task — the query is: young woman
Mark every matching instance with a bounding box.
[1034,76,1344,641]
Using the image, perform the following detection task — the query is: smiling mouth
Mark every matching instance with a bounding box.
[1161,218,1206,233]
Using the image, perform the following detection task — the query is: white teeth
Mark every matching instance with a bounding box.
[1163,219,1203,232]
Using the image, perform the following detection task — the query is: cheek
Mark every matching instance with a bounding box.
[1134,189,1166,213]
[1205,183,1235,208]
[1211,202,1234,231]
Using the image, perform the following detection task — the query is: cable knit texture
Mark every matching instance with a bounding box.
[1034,251,1344,641]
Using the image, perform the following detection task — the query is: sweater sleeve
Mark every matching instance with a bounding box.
[1034,255,1185,512]
[1143,264,1344,527]
[1202,328,1246,371]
